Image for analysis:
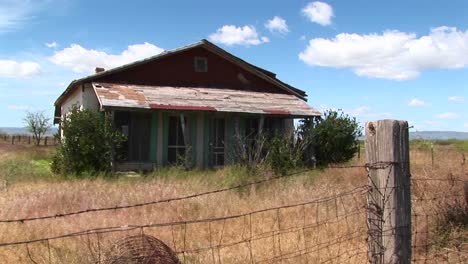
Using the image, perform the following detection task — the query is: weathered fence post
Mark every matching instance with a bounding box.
[366,120,411,264]
[11,136,15,145]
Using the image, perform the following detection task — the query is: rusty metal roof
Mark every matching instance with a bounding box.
[93,83,320,117]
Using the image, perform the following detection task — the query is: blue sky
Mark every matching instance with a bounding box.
[0,0,467,131]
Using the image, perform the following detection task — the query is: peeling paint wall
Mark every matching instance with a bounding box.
[61,83,100,119]
[61,85,82,119]
[82,83,99,111]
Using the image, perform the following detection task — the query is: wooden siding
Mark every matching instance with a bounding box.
[94,47,287,95]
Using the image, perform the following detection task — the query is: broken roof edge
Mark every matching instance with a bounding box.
[101,105,320,118]
[54,39,307,107]
[92,82,320,117]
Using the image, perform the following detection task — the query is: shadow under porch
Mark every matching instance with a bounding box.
[111,110,294,172]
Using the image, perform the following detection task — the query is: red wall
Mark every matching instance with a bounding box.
[95,47,287,94]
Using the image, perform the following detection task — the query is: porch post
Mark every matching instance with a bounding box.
[180,113,192,168]
[149,112,158,166]
[196,113,204,168]
[108,110,116,172]
[156,112,164,166]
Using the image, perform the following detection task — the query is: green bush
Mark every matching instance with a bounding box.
[52,107,125,176]
[266,136,304,175]
[300,110,362,166]
[410,139,433,151]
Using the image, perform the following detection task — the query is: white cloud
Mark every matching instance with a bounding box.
[49,42,164,73]
[0,60,42,78]
[7,104,30,110]
[0,0,49,33]
[350,106,371,116]
[408,99,429,106]
[435,112,460,119]
[45,41,57,48]
[302,1,334,26]
[348,106,392,119]
[299,26,468,80]
[464,122,468,128]
[448,96,465,102]
[209,25,269,46]
[265,16,289,34]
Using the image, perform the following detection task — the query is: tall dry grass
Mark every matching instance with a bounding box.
[0,141,466,263]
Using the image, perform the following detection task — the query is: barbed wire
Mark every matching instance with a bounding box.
[0,163,384,224]
[2,159,467,263]
[0,185,368,248]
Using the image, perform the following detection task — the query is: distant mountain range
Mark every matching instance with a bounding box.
[0,127,467,140]
[0,127,58,136]
[409,131,468,140]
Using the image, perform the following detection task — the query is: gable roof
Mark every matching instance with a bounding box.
[54,39,307,107]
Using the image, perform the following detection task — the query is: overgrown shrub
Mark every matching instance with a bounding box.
[266,135,305,175]
[300,110,362,166]
[230,133,268,170]
[51,106,125,175]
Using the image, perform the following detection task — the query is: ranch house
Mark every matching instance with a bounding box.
[54,40,320,171]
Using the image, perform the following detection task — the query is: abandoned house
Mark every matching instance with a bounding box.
[54,39,320,170]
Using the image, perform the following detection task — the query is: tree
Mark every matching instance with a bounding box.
[299,110,362,166]
[24,110,51,146]
[52,106,125,175]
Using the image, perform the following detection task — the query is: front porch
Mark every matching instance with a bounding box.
[112,110,295,171]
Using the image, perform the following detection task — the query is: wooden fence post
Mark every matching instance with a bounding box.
[44,137,48,146]
[366,120,411,264]
[11,136,14,145]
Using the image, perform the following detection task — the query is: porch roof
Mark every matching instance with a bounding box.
[92,82,321,117]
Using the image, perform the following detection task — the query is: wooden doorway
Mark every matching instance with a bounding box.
[211,118,225,166]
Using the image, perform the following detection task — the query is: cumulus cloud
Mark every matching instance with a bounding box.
[0,0,49,33]
[435,112,460,119]
[448,96,465,102]
[265,16,289,34]
[49,42,164,73]
[299,27,468,80]
[45,41,57,48]
[209,25,269,46]
[302,1,334,26]
[0,60,42,78]
[409,99,429,106]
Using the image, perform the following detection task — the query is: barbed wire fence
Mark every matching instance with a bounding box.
[0,119,466,263]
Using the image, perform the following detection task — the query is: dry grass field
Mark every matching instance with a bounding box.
[0,140,466,263]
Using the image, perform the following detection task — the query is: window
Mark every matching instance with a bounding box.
[168,116,188,164]
[194,57,208,72]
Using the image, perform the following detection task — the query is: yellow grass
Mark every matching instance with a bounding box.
[0,141,466,263]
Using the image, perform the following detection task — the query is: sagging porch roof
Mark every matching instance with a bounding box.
[93,83,320,117]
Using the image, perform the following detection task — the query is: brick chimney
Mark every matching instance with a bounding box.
[95,67,105,74]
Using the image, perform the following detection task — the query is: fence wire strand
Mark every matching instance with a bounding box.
[1,159,467,263]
